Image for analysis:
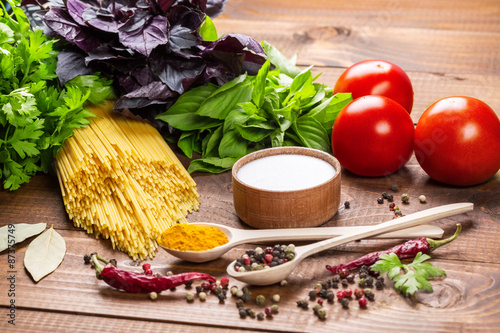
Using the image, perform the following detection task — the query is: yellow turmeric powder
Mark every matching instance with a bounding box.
[158,224,229,251]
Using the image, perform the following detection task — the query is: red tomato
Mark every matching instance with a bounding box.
[414,96,500,186]
[334,60,414,114]
[331,95,415,177]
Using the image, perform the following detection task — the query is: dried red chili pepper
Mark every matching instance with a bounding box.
[326,224,461,274]
[90,254,215,293]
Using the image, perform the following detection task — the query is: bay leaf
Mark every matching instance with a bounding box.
[24,225,66,282]
[0,223,47,253]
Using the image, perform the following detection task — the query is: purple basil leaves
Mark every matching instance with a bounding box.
[41,0,265,127]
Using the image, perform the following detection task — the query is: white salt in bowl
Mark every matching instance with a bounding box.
[232,147,341,229]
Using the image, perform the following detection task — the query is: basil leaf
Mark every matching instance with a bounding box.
[237,123,273,142]
[218,130,247,158]
[187,157,238,173]
[261,40,301,78]
[293,115,330,151]
[197,79,253,119]
[156,84,221,130]
[203,126,224,158]
[199,15,218,42]
[177,131,196,158]
[252,60,270,108]
[321,93,352,131]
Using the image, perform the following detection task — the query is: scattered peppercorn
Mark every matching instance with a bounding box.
[297,300,309,309]
[344,288,353,298]
[341,279,348,288]
[257,312,265,320]
[339,268,350,279]
[419,195,427,203]
[316,307,327,320]
[387,194,394,202]
[364,289,375,301]
[149,291,158,300]
[255,294,266,306]
[377,197,384,204]
[391,184,398,192]
[271,304,279,314]
[344,200,350,208]
[186,292,195,302]
[198,292,207,301]
[347,274,355,283]
[401,193,410,203]
[246,308,256,318]
[272,294,280,303]
[220,277,229,289]
[280,279,288,287]
[217,293,226,303]
[358,297,368,308]
[336,290,345,300]
[142,263,151,271]
[365,276,374,287]
[264,307,273,317]
[354,288,364,299]
[341,298,349,308]
[326,290,335,302]
[235,299,244,308]
[239,309,247,319]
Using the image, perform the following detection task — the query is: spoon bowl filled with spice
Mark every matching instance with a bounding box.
[226,202,473,286]
[158,222,446,263]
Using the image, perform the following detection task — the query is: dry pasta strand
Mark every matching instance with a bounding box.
[55,101,200,260]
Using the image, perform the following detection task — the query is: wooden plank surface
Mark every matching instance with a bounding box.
[1,0,500,332]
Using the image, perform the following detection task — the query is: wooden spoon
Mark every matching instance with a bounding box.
[226,202,473,286]
[160,223,444,263]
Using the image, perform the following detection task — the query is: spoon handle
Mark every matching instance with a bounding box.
[230,224,444,246]
[298,202,473,258]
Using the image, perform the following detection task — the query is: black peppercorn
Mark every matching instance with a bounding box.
[377,197,384,204]
[341,298,349,308]
[366,276,374,287]
[308,290,316,300]
[296,300,309,309]
[326,291,335,302]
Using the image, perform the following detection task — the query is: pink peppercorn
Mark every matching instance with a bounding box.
[358,297,368,308]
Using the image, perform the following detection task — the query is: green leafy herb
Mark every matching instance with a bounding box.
[156,40,352,173]
[371,252,447,296]
[0,0,115,190]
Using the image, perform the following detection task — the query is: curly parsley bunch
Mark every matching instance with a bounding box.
[0,0,115,190]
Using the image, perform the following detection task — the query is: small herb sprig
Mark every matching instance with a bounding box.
[371,252,446,296]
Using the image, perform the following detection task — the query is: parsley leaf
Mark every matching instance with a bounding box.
[371,252,446,297]
[0,0,116,190]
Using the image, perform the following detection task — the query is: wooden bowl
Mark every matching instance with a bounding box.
[232,147,341,229]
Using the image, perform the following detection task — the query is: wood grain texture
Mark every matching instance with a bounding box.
[215,0,500,74]
[1,0,500,331]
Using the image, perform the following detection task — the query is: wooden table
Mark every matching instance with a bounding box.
[1,0,499,332]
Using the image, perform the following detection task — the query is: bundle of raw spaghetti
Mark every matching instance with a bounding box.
[55,101,200,260]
